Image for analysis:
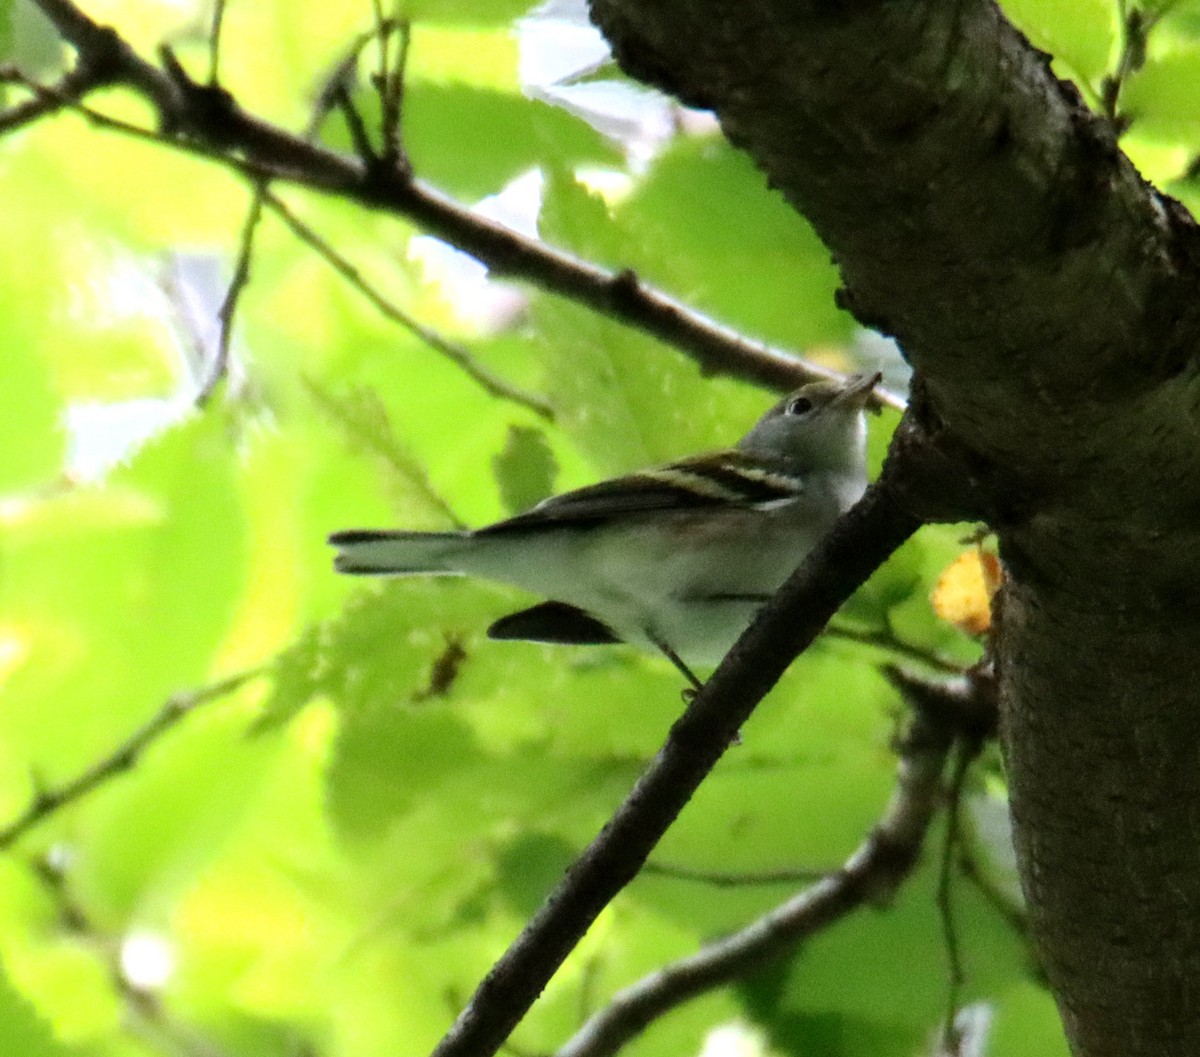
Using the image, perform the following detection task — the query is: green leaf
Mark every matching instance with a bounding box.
[327,702,482,843]
[7,0,63,77]
[841,535,927,625]
[634,656,897,935]
[492,425,557,514]
[1000,0,1115,88]
[0,334,62,492]
[398,0,536,26]
[259,580,495,730]
[103,412,249,687]
[0,413,247,787]
[539,164,633,265]
[493,831,577,916]
[989,982,1071,1056]
[76,700,280,918]
[0,955,71,1057]
[1122,46,1200,141]
[326,83,621,199]
[751,1005,926,1057]
[305,378,463,529]
[0,0,13,62]
[617,137,852,349]
[534,170,768,473]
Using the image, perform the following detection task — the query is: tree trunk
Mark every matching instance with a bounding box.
[587,1,1200,1053]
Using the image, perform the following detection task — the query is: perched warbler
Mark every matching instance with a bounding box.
[330,372,880,682]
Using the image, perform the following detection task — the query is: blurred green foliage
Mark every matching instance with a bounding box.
[6,0,1188,1054]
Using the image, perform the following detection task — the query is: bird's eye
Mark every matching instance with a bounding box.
[786,396,814,416]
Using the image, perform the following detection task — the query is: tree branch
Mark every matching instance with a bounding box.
[824,620,966,676]
[640,861,828,888]
[0,61,107,132]
[19,0,901,404]
[0,669,263,852]
[556,694,967,1057]
[32,0,183,115]
[260,188,556,420]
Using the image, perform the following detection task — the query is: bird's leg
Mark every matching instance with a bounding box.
[644,628,746,744]
[645,629,704,698]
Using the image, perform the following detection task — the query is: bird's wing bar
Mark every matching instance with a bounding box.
[480,451,804,533]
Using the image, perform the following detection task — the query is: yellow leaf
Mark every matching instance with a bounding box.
[931,548,1002,636]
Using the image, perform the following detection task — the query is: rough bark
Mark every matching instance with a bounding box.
[586,1,1200,1054]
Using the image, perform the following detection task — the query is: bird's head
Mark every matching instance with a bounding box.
[738,372,882,473]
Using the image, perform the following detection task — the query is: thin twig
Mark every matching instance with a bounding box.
[936,741,978,1052]
[641,861,829,887]
[306,28,375,140]
[261,187,556,420]
[198,181,266,406]
[208,0,228,86]
[0,668,263,852]
[825,620,965,675]
[16,78,532,423]
[554,702,957,1057]
[334,80,376,163]
[1100,0,1177,132]
[377,18,410,169]
[957,844,1030,944]
[0,62,107,132]
[6,66,315,183]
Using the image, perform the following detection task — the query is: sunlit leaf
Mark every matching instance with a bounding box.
[618,137,852,349]
[0,955,71,1057]
[1000,0,1115,89]
[324,83,621,199]
[931,548,1002,637]
[0,334,62,492]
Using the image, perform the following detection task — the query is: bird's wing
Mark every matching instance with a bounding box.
[479,450,805,534]
[488,601,622,644]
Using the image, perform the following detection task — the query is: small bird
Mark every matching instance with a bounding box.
[330,373,880,684]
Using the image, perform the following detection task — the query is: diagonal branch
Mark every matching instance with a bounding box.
[261,188,556,420]
[20,0,901,405]
[555,696,963,1057]
[0,668,263,853]
[33,0,183,114]
[0,61,109,132]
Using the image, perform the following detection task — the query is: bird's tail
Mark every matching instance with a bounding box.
[329,529,469,575]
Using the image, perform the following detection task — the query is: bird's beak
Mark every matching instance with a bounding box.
[833,371,883,410]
